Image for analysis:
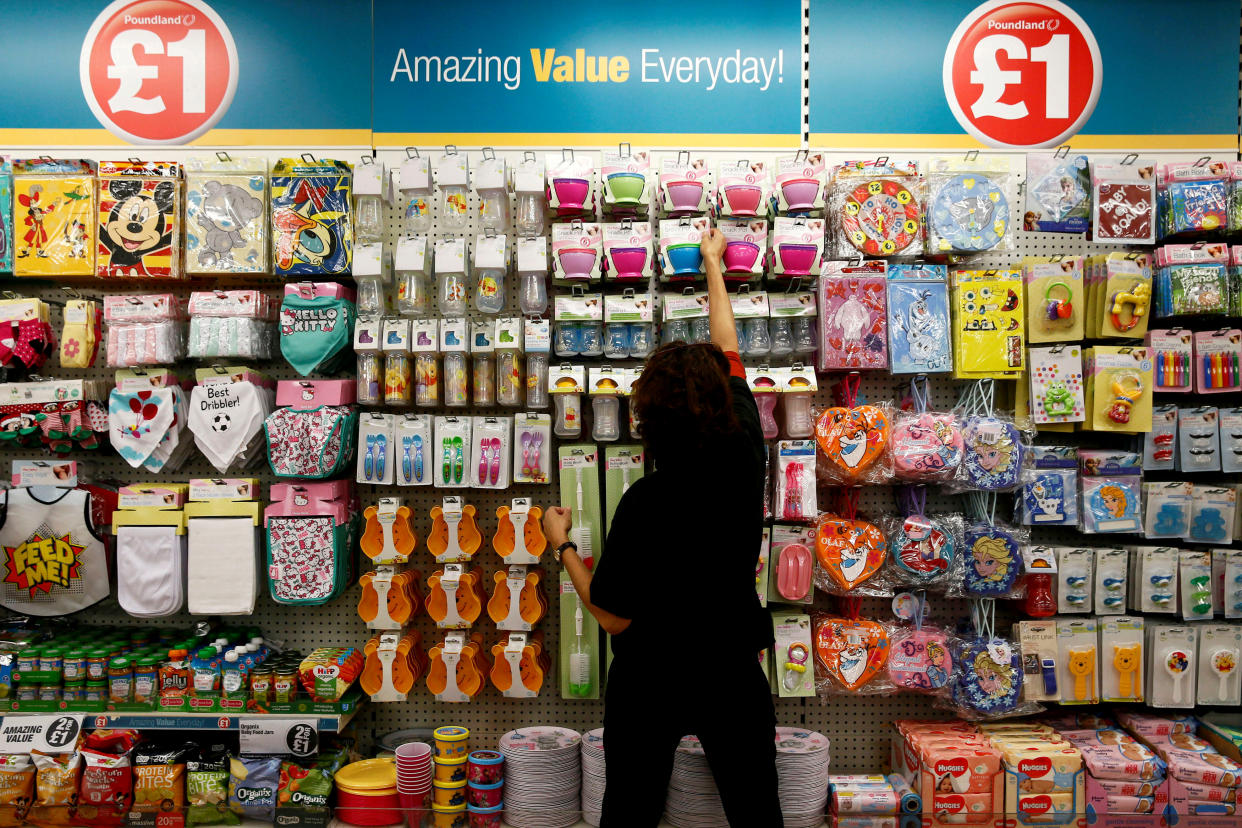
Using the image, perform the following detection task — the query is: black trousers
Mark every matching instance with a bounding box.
[600,658,784,828]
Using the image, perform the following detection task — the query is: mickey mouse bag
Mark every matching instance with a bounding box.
[96,161,182,279]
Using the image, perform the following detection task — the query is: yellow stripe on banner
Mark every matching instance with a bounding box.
[808,133,1240,152]
[373,132,803,148]
[0,128,373,147]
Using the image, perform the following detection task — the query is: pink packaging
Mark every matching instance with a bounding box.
[283,281,355,301]
[920,748,1001,798]
[929,791,992,822]
[275,378,356,408]
[1148,732,1215,758]
[1106,794,1157,814]
[817,261,888,371]
[1076,743,1164,781]
[1176,780,1236,803]
[1060,729,1135,746]
[1090,777,1160,798]
[1187,799,1236,815]
[1086,774,1170,818]
[1115,710,1196,739]
[1041,712,1115,731]
[1164,749,1242,787]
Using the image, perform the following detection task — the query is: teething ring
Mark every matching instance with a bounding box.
[1107,374,1143,425]
[1109,282,1150,332]
[1044,281,1074,321]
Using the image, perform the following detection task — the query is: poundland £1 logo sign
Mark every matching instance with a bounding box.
[943,0,1102,148]
[80,0,239,144]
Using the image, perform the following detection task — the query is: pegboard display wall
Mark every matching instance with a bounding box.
[0,143,1238,774]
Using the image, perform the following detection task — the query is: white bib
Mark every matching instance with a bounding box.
[0,488,109,615]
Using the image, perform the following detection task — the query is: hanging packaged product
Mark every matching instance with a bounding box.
[1019,544,1056,618]
[814,374,892,485]
[817,261,888,370]
[732,289,771,358]
[184,154,269,275]
[1188,485,1236,544]
[603,291,654,359]
[926,156,1012,255]
[559,574,599,700]
[96,161,182,279]
[1020,446,1079,527]
[0,484,110,616]
[0,158,11,273]
[358,413,395,484]
[440,317,469,408]
[588,367,629,443]
[1078,450,1143,534]
[716,218,767,283]
[359,497,417,565]
[603,445,643,528]
[524,317,551,411]
[951,269,1025,379]
[1154,243,1229,318]
[661,289,710,346]
[814,612,894,696]
[103,294,187,367]
[382,318,413,407]
[959,517,1027,600]
[1158,160,1229,239]
[766,524,814,605]
[409,318,439,407]
[1055,617,1099,705]
[770,216,825,279]
[354,316,382,406]
[1094,547,1130,615]
[714,158,771,219]
[495,317,524,408]
[1179,406,1220,472]
[814,493,888,597]
[890,393,963,483]
[1142,482,1192,541]
[187,368,275,474]
[513,413,551,485]
[1132,546,1179,614]
[471,232,506,314]
[469,320,497,408]
[60,296,102,369]
[551,220,603,285]
[558,446,602,570]
[353,157,390,245]
[951,629,1027,717]
[955,381,1029,492]
[1143,405,1178,470]
[747,366,780,440]
[1192,328,1242,393]
[1197,624,1242,705]
[888,594,955,693]
[264,379,357,479]
[428,496,482,564]
[187,290,277,360]
[773,440,816,524]
[108,371,191,472]
[390,414,432,486]
[183,481,261,616]
[1085,252,1151,339]
[1148,623,1198,707]
[279,281,357,376]
[470,416,512,488]
[658,152,711,215]
[13,158,96,277]
[352,242,391,318]
[1146,329,1194,393]
[601,220,653,285]
[769,289,818,360]
[1025,256,1085,343]
[775,151,828,215]
[830,159,923,258]
[489,631,549,698]
[1084,346,1154,432]
[658,217,709,282]
[1054,546,1093,614]
[548,365,584,440]
[776,365,816,439]
[394,234,431,318]
[553,291,603,359]
[0,296,57,376]
[1222,407,1242,474]
[361,630,428,701]
[1028,345,1085,425]
[885,494,962,593]
[1091,156,1156,244]
[492,498,546,567]
[546,150,595,218]
[885,264,950,374]
[1024,152,1091,234]
[432,417,472,488]
[600,145,652,215]
[772,613,815,698]
[270,157,353,277]
[266,480,358,605]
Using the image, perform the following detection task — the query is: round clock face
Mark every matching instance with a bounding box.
[841,179,920,256]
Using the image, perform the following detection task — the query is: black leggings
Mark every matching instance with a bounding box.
[600,659,784,828]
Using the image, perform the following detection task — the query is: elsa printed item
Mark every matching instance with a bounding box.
[952,637,1022,715]
[1025,153,1090,234]
[887,264,950,374]
[964,522,1022,598]
[961,416,1024,491]
[1079,450,1142,534]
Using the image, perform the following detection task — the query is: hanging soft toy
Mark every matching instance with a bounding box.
[815,615,890,692]
[815,374,890,484]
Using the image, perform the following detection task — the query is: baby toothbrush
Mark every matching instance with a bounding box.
[569,596,593,697]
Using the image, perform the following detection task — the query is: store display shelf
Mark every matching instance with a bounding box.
[0,707,358,733]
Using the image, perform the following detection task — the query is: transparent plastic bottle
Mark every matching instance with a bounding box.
[663,319,690,345]
[355,275,384,318]
[438,272,468,315]
[415,354,439,407]
[474,268,506,314]
[526,354,549,409]
[579,322,603,357]
[592,397,620,442]
[402,187,432,233]
[354,194,385,245]
[472,354,495,406]
[629,324,653,358]
[769,318,794,357]
[515,191,546,236]
[357,353,381,405]
[793,317,817,355]
[690,317,711,344]
[553,392,580,437]
[478,187,510,232]
[604,324,630,359]
[555,324,581,358]
[443,353,468,407]
[439,184,468,230]
[396,269,432,317]
[744,318,771,355]
[384,353,412,406]
[519,271,548,316]
[497,351,522,407]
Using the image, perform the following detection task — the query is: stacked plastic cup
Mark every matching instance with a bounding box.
[467,750,505,825]
[395,741,433,822]
[431,726,471,823]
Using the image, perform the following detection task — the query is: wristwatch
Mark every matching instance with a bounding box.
[553,540,577,563]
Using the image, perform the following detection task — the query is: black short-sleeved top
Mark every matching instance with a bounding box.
[590,366,772,667]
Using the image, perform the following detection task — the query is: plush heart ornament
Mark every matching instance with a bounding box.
[893,515,955,583]
[888,627,953,691]
[952,637,1022,714]
[891,412,964,481]
[815,405,890,482]
[816,515,886,592]
[815,617,890,691]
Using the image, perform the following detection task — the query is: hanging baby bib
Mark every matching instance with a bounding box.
[0,488,109,615]
[279,295,354,376]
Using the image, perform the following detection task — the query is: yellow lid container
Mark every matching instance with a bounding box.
[336,758,396,793]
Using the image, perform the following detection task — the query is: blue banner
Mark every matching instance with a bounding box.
[372,0,803,145]
[808,0,1241,148]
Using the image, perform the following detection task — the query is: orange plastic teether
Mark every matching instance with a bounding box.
[426,568,484,627]
[428,504,483,561]
[360,504,419,563]
[493,505,548,562]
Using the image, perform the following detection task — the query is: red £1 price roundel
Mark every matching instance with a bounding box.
[80,0,239,144]
[943,0,1101,148]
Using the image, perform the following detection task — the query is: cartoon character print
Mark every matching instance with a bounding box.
[952,639,1021,714]
[891,412,963,480]
[892,289,948,370]
[889,630,952,691]
[815,515,886,592]
[814,616,889,691]
[961,416,1023,490]
[99,179,175,275]
[66,220,88,260]
[894,515,954,581]
[816,405,890,481]
[821,277,888,369]
[964,524,1021,597]
[1025,475,1065,521]
[265,407,350,478]
[18,185,56,257]
[268,516,336,602]
[271,172,351,275]
[195,180,264,270]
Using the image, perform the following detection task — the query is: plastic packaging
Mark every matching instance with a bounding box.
[473,354,495,406]
[185,156,268,275]
[444,353,468,407]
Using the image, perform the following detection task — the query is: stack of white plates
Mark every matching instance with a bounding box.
[774,727,831,828]
[580,728,606,826]
[500,726,582,828]
[664,728,831,828]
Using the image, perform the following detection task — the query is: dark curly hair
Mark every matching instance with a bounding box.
[631,342,740,463]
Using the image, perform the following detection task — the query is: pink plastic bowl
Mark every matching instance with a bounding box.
[665,180,704,212]
[723,240,760,273]
[608,247,648,280]
[777,243,818,276]
[781,178,821,211]
[723,184,763,216]
[552,177,589,211]
[558,248,597,279]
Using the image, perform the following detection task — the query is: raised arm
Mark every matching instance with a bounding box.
[700,228,738,353]
[542,506,631,636]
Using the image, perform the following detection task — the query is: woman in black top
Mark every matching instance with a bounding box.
[543,228,782,827]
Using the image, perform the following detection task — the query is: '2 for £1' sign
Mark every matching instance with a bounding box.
[943,0,1101,148]
[80,0,238,144]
